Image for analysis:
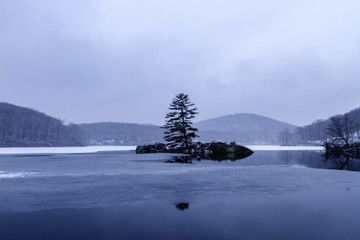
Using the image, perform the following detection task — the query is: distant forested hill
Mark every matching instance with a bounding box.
[0,102,82,147]
[195,113,297,144]
[79,114,298,145]
[78,122,164,145]
[0,102,301,147]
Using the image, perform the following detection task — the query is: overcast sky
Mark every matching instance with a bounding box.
[1,0,360,126]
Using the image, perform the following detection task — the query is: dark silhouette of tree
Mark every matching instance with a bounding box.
[327,114,354,146]
[162,93,199,150]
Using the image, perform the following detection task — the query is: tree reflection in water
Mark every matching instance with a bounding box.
[166,153,252,164]
[278,150,360,172]
[174,203,190,211]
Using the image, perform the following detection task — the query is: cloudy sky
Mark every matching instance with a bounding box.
[1,0,360,126]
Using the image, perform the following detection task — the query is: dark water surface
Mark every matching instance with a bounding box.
[1,150,360,239]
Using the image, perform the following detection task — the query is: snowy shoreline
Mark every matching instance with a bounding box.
[246,145,324,151]
[0,146,137,155]
[0,145,324,155]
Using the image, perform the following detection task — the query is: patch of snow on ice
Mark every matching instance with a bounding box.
[0,171,38,178]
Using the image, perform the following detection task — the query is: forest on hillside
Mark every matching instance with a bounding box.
[278,107,360,145]
[0,103,82,147]
[2,102,360,147]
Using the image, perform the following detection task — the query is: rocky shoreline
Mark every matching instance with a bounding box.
[136,141,254,161]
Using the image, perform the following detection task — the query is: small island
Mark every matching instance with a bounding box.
[136,93,253,161]
[136,141,253,161]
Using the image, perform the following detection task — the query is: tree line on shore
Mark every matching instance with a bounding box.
[278,107,360,146]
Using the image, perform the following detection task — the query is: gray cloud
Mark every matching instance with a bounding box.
[1,0,360,126]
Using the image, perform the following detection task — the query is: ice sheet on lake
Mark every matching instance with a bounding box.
[246,145,324,151]
[0,146,137,155]
[0,151,358,213]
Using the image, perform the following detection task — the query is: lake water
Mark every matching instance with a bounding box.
[1,149,360,239]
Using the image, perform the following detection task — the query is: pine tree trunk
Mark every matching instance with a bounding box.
[181,107,188,149]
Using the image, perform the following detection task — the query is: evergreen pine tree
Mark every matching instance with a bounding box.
[162,93,199,150]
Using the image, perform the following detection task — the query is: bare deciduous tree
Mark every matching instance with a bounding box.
[278,128,292,146]
[327,114,354,146]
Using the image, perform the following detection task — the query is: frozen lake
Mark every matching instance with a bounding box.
[1,148,360,239]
